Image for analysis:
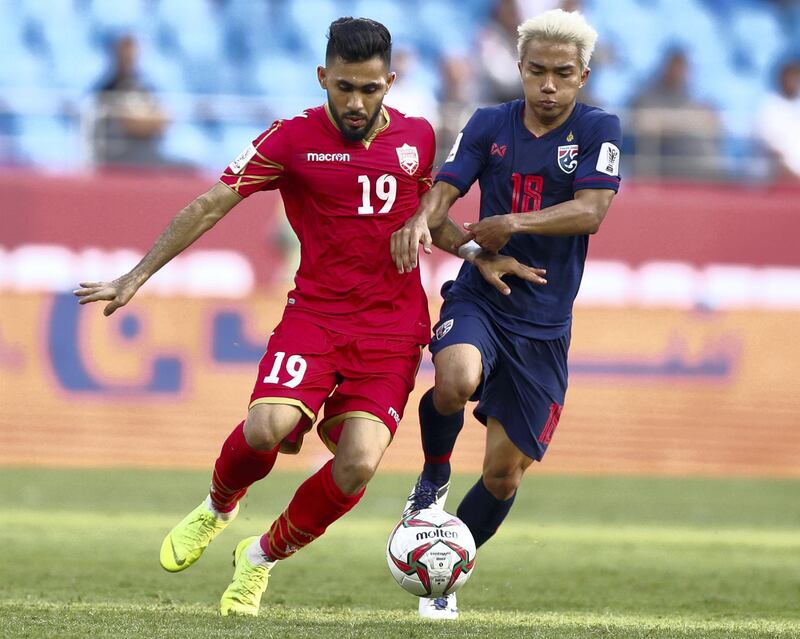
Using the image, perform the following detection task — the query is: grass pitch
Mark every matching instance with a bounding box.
[1,467,798,638]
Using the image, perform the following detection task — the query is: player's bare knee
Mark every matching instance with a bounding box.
[242,417,280,450]
[333,457,377,494]
[433,379,475,414]
[243,409,286,450]
[482,468,522,501]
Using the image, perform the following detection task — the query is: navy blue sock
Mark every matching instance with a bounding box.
[418,388,464,487]
[456,477,516,548]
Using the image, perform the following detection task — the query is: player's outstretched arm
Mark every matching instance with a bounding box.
[457,188,617,252]
[74,182,242,316]
[391,181,461,273]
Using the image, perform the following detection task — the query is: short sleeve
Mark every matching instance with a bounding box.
[219,121,289,198]
[435,109,491,195]
[573,114,622,192]
[417,120,436,195]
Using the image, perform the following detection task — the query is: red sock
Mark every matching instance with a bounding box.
[260,459,365,560]
[210,421,278,512]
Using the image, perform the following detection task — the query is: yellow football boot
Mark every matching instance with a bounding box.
[219,536,273,616]
[159,501,237,572]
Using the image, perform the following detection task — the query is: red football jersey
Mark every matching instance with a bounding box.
[220,104,434,344]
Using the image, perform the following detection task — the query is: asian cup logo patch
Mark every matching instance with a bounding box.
[557,144,579,174]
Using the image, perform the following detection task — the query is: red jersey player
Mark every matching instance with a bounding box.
[74,18,541,616]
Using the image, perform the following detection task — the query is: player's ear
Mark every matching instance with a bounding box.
[385,71,397,92]
[317,65,327,90]
[579,66,590,88]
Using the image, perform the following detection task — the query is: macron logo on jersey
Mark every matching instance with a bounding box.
[306,152,350,162]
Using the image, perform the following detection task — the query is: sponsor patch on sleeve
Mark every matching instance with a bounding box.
[228,143,257,174]
[445,132,463,163]
[595,142,620,176]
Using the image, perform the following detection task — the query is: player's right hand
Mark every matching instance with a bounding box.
[473,253,547,296]
[390,213,432,274]
[73,274,141,316]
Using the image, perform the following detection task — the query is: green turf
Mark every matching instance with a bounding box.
[1,468,798,638]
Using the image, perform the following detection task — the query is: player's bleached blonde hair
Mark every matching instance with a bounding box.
[517,9,598,69]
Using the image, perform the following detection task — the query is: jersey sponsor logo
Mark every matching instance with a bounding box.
[557,144,580,174]
[445,132,463,163]
[396,143,419,175]
[490,143,507,158]
[596,142,620,176]
[228,143,257,174]
[306,152,351,162]
[434,319,454,341]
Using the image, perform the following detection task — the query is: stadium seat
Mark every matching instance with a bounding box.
[352,0,419,48]
[160,121,214,168]
[137,38,188,94]
[87,0,151,37]
[14,114,82,170]
[729,6,786,77]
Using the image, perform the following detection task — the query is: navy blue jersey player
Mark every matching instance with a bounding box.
[390,9,620,620]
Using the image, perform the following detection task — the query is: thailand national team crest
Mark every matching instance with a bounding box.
[396,143,419,176]
[557,144,579,174]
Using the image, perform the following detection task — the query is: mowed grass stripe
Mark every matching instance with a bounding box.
[1,600,797,639]
[6,509,800,549]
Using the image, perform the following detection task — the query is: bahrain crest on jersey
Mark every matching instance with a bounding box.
[396,143,419,176]
[557,144,579,174]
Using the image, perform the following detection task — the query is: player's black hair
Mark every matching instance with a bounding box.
[326,17,392,67]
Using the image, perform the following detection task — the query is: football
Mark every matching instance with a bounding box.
[386,508,477,597]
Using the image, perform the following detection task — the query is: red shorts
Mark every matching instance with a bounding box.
[249,315,423,453]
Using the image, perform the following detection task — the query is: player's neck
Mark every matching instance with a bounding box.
[523,100,577,137]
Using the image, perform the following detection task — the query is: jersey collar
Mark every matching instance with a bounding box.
[520,100,582,141]
[323,103,391,149]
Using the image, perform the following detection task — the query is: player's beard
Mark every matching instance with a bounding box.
[329,100,383,142]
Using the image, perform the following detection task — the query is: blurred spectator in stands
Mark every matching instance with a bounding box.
[477,0,524,104]
[516,0,583,17]
[384,45,441,130]
[630,49,722,179]
[437,55,479,164]
[756,58,800,181]
[92,35,172,168]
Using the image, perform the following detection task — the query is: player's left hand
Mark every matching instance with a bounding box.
[391,212,432,274]
[458,215,514,253]
[473,253,547,295]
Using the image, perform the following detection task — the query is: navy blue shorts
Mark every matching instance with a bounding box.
[430,295,569,461]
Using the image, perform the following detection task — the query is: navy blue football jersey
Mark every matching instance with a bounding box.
[436,100,622,340]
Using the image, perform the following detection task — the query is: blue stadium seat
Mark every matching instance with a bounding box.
[137,38,188,94]
[285,0,343,61]
[252,51,322,108]
[15,114,82,169]
[219,0,274,66]
[87,0,152,38]
[729,6,786,77]
[160,121,214,168]
[0,34,47,89]
[352,0,419,48]
[415,0,477,58]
